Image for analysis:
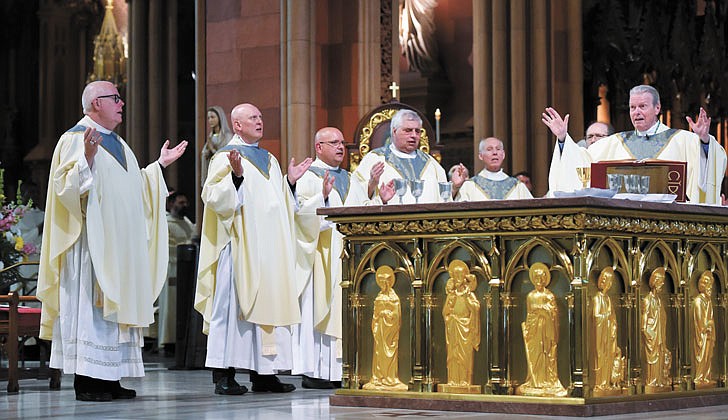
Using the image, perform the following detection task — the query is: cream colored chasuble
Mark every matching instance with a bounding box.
[37,115,168,340]
[548,123,726,204]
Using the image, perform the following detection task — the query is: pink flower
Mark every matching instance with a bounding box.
[22,242,38,255]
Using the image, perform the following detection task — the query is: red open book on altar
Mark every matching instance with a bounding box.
[590,160,687,202]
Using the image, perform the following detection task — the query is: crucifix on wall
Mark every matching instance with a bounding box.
[389,82,400,100]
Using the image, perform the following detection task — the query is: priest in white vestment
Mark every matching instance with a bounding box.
[352,109,449,204]
[292,127,394,389]
[542,85,727,204]
[157,191,196,354]
[195,103,312,396]
[454,137,533,201]
[37,81,187,402]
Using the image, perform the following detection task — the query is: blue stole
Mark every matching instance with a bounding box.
[67,124,127,170]
[371,145,429,181]
[617,128,678,160]
[218,143,271,178]
[470,175,518,199]
[308,166,350,202]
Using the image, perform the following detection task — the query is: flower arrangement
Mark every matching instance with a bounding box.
[0,168,37,288]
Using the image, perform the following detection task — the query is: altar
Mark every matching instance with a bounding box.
[320,197,728,416]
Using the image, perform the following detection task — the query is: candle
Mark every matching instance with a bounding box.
[0,168,5,204]
[16,180,23,204]
[435,108,441,144]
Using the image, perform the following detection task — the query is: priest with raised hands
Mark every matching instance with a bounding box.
[542,84,726,204]
[292,126,395,390]
[352,109,448,204]
[452,137,533,201]
[38,80,188,402]
[195,103,312,396]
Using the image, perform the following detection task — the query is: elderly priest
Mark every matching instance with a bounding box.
[542,84,727,204]
[452,137,533,201]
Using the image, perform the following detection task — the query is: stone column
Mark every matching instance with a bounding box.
[472,0,491,173]
[281,0,315,164]
[147,0,162,163]
[194,0,205,228]
[509,0,527,175]
[529,0,550,196]
[357,0,382,114]
[127,0,148,160]
[165,0,179,188]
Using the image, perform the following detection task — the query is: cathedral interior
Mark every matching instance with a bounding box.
[1,0,727,215]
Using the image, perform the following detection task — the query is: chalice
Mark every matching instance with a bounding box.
[394,179,408,204]
[576,166,591,189]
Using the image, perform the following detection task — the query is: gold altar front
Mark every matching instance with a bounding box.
[319,197,728,413]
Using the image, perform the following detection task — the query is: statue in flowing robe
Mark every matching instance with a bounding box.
[517,263,567,397]
[592,267,624,395]
[642,267,672,392]
[693,271,716,388]
[363,265,408,391]
[441,261,480,392]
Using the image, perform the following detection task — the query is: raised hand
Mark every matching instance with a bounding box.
[227,149,244,177]
[379,179,396,204]
[286,156,313,184]
[158,139,189,168]
[322,170,334,199]
[541,107,570,141]
[83,127,102,165]
[686,107,711,143]
[368,161,386,198]
[450,163,468,188]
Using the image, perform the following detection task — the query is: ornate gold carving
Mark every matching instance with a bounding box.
[642,267,672,393]
[422,294,437,309]
[363,265,408,391]
[565,293,575,309]
[439,261,481,394]
[500,292,514,309]
[517,263,567,397]
[87,0,126,88]
[356,108,431,160]
[693,271,716,389]
[592,267,626,396]
[337,212,728,238]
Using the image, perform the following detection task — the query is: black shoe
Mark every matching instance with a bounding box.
[250,372,296,393]
[75,391,113,402]
[301,375,335,389]
[108,381,137,399]
[214,377,248,395]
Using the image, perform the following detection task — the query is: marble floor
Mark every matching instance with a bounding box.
[3,356,728,420]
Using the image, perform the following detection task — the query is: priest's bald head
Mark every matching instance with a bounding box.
[231,103,263,144]
[314,127,346,168]
[81,81,125,131]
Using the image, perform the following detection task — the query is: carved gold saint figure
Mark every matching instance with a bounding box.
[641,267,672,392]
[693,270,716,388]
[517,262,567,397]
[363,265,408,391]
[439,260,481,393]
[592,267,625,395]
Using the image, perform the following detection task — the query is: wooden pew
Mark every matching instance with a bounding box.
[0,291,61,392]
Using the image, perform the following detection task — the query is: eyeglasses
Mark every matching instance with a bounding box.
[96,94,123,104]
[318,140,345,147]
